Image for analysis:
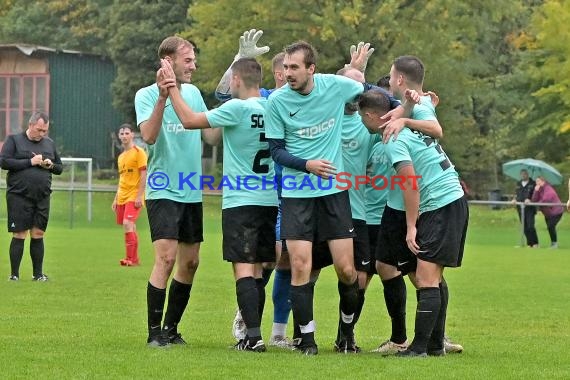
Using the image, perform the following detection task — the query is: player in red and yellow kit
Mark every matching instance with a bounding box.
[112,124,147,266]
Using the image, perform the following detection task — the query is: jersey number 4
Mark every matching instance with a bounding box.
[251,114,270,174]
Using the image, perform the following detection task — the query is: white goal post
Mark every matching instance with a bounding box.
[60,157,93,222]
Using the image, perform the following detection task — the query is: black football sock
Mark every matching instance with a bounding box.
[382,275,407,344]
[337,279,359,337]
[410,287,441,353]
[262,268,274,287]
[236,277,261,340]
[30,238,45,277]
[354,288,366,325]
[147,282,166,338]
[428,278,449,351]
[290,283,315,345]
[9,237,25,277]
[163,279,192,335]
[255,278,266,324]
[336,288,365,343]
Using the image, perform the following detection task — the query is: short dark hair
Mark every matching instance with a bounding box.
[285,41,317,68]
[29,111,49,125]
[117,123,134,133]
[357,91,391,114]
[158,36,194,59]
[393,55,424,85]
[272,52,285,72]
[231,58,262,88]
[376,75,390,90]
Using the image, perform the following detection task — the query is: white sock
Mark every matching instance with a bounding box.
[271,323,287,338]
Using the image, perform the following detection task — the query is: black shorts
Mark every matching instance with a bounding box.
[146,199,203,243]
[417,197,469,268]
[6,193,50,232]
[367,224,380,258]
[222,206,277,263]
[375,206,417,275]
[311,240,333,270]
[353,219,374,274]
[281,191,354,241]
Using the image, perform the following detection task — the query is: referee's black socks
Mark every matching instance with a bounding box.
[30,237,44,277]
[9,237,25,278]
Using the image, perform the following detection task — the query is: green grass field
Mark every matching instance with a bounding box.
[1,191,569,379]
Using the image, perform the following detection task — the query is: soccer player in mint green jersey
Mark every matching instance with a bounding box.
[135,36,220,348]
[264,40,401,355]
[360,56,468,357]
[160,57,278,352]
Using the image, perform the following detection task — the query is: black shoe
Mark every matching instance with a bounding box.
[32,274,48,282]
[8,275,19,281]
[427,348,446,356]
[163,326,187,345]
[293,339,318,355]
[168,332,187,345]
[334,335,361,354]
[234,338,266,352]
[396,348,427,358]
[147,332,170,348]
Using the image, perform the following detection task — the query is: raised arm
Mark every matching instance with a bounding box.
[215,29,270,102]
[139,70,170,145]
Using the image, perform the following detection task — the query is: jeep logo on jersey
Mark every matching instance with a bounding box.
[165,123,185,134]
[297,118,335,138]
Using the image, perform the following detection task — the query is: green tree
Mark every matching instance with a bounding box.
[0,0,110,54]
[106,0,191,121]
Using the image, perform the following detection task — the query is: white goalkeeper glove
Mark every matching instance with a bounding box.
[235,29,270,60]
[348,41,375,73]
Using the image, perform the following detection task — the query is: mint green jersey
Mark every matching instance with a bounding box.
[135,83,206,203]
[205,97,278,209]
[341,113,373,221]
[265,74,364,198]
[365,140,394,224]
[383,97,464,212]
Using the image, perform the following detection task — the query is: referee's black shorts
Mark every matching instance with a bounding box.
[7,193,50,232]
[417,197,469,268]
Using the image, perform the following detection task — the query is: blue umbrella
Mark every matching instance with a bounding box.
[502,158,563,185]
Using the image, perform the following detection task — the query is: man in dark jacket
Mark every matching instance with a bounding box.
[0,111,63,281]
[511,169,538,247]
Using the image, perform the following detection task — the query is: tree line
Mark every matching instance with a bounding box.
[1,0,568,196]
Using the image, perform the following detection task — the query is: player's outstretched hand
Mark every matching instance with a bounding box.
[349,41,375,73]
[237,29,270,59]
